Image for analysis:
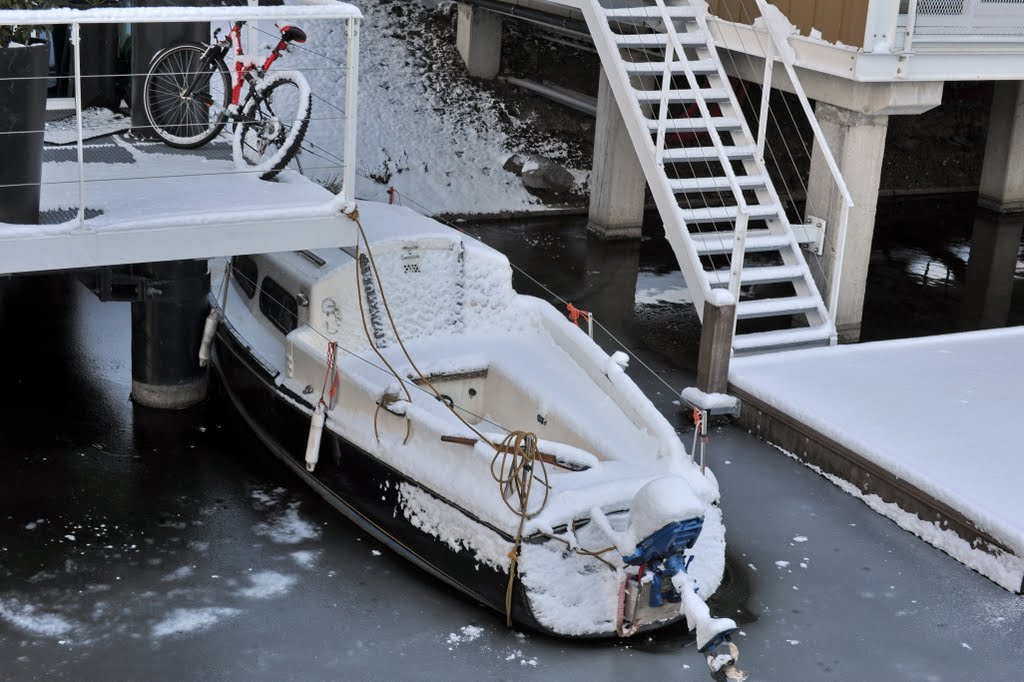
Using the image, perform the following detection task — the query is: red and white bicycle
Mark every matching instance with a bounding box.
[143,20,312,180]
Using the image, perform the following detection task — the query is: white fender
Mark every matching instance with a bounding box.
[198,309,221,367]
[305,402,326,472]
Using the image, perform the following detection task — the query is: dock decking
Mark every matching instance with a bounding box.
[730,328,1024,593]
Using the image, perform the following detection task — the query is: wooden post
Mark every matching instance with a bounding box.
[696,300,736,395]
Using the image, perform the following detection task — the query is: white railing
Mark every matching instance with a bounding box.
[753,0,854,328]
[0,1,361,232]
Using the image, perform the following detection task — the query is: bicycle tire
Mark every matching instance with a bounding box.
[144,43,230,149]
[231,71,312,181]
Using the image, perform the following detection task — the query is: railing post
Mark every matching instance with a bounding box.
[247,0,258,56]
[654,40,674,165]
[863,0,900,52]
[755,39,774,163]
[343,17,360,204]
[904,0,919,53]
[727,209,749,304]
[827,205,850,328]
[72,22,86,228]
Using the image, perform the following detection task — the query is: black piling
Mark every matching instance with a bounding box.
[129,260,211,409]
[130,1,211,136]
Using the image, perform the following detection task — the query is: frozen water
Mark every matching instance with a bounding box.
[151,607,241,638]
[236,571,298,600]
[0,600,73,637]
[253,505,320,545]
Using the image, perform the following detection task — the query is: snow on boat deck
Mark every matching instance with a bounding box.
[730,327,1024,592]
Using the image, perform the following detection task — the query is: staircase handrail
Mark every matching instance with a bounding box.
[648,0,752,304]
[753,0,853,329]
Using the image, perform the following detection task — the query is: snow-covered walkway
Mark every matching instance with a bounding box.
[730,327,1024,592]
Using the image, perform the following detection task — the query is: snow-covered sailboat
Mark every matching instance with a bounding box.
[210,201,741,667]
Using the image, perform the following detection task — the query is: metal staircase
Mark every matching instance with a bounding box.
[578,0,843,354]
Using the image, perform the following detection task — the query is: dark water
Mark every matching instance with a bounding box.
[465,192,1024,363]
[1,201,1021,680]
[864,193,1024,339]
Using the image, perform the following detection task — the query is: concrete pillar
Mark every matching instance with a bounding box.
[979,81,1024,213]
[588,71,646,240]
[456,3,502,80]
[806,103,890,343]
[696,301,736,395]
[960,211,1023,331]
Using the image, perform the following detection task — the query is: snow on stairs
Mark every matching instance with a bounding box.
[578,0,836,354]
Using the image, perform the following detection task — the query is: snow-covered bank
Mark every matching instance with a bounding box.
[731,328,1024,591]
[289,0,591,215]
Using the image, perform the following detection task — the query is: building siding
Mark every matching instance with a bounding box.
[707,0,870,48]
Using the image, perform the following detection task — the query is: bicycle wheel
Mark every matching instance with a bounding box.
[144,43,230,149]
[232,71,312,181]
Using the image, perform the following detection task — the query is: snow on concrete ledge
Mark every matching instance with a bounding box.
[730,327,1024,592]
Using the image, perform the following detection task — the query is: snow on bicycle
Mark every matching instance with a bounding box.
[144,19,312,180]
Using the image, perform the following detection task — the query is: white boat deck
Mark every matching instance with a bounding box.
[730,327,1024,592]
[0,135,357,275]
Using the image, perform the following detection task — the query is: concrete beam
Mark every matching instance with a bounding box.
[456,3,503,80]
[960,211,1024,331]
[806,103,890,343]
[979,81,1024,213]
[715,47,944,115]
[587,71,646,240]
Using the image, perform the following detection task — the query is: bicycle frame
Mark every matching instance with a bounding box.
[225,21,292,106]
[178,21,293,110]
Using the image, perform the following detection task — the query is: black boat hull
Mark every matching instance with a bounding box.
[212,320,558,634]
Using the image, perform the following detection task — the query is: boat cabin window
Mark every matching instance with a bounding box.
[259,276,299,335]
[233,255,258,299]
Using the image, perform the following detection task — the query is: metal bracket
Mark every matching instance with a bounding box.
[82,266,210,303]
[792,216,827,256]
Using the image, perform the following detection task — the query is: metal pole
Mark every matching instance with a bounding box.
[904,0,919,53]
[755,40,774,163]
[72,23,86,227]
[247,0,258,56]
[727,209,749,304]
[827,204,850,329]
[343,17,360,204]
[654,40,674,165]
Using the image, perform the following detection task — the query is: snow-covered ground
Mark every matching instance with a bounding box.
[731,327,1024,591]
[285,0,590,215]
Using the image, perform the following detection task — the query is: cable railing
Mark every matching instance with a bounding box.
[0,1,361,236]
[747,0,853,326]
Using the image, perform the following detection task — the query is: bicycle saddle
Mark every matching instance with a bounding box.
[279,25,307,43]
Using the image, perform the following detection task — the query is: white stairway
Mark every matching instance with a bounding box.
[578,0,835,354]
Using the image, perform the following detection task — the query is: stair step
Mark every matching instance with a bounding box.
[736,295,820,319]
[624,59,718,75]
[646,117,743,133]
[613,32,707,48]
[709,265,807,286]
[660,144,755,162]
[679,204,780,223]
[669,175,766,194]
[733,325,835,353]
[691,231,792,255]
[603,6,700,19]
[634,87,730,103]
